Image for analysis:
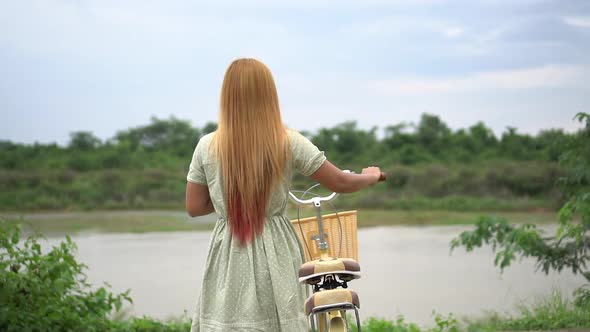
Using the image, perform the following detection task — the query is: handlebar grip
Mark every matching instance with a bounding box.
[378,172,387,182]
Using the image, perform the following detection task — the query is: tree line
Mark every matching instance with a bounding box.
[0,113,569,171]
[0,114,576,211]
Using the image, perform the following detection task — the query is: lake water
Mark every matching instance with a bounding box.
[39,225,583,326]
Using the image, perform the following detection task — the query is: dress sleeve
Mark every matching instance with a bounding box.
[290,131,327,176]
[187,138,207,184]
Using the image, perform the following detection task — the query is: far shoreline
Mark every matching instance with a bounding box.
[1,209,559,236]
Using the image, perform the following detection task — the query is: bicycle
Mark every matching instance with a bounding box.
[289,171,385,332]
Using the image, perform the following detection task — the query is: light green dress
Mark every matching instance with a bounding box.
[187,129,327,332]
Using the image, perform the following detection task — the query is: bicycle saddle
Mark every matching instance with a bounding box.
[299,257,360,283]
[304,288,360,315]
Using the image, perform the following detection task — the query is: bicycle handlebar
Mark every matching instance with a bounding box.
[289,170,387,207]
[288,191,338,207]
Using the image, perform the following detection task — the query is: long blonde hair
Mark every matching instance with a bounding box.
[213,58,288,244]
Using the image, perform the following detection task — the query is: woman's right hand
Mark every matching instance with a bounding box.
[361,166,382,184]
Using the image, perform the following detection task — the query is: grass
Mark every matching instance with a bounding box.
[288,207,557,228]
[1,210,215,235]
[1,208,558,236]
[345,290,590,332]
[354,209,557,227]
[465,290,590,331]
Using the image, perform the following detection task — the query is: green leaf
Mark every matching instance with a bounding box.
[10,230,19,245]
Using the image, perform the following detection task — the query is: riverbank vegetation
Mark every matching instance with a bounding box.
[0,113,570,211]
[448,113,590,332]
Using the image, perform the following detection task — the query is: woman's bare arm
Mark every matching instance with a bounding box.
[186,182,215,217]
[310,160,382,193]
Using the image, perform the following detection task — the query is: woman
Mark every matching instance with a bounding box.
[186,58,381,332]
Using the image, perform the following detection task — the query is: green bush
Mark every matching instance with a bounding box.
[0,221,131,331]
[0,220,194,332]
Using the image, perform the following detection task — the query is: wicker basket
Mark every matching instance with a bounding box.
[291,210,359,262]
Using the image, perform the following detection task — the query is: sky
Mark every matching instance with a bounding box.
[1,0,589,144]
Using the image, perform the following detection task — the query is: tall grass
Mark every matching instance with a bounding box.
[346,313,459,332]
[465,290,590,331]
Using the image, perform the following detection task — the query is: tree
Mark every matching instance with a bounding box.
[201,122,218,136]
[383,123,415,150]
[68,132,102,150]
[114,116,199,157]
[499,126,538,160]
[537,128,568,161]
[416,114,451,154]
[467,122,497,152]
[311,121,379,166]
[451,112,590,307]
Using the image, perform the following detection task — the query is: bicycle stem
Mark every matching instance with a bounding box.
[315,201,329,252]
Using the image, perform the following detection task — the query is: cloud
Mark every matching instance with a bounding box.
[442,26,463,38]
[369,65,587,95]
[563,16,590,28]
[0,1,295,63]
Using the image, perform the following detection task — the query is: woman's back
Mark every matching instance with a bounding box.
[187,129,327,219]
